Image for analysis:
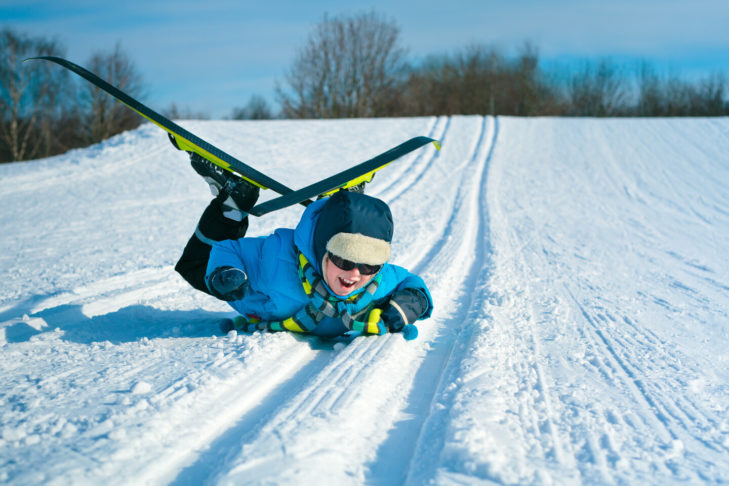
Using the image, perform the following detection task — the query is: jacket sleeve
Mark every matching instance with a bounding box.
[205,229,298,303]
[206,237,265,288]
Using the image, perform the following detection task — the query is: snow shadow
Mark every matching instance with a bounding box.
[1,299,232,344]
[2,298,346,350]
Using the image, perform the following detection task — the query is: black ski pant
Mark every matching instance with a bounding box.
[175,195,249,296]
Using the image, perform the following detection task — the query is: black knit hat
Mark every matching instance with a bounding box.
[313,191,393,266]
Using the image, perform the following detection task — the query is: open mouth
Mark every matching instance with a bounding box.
[338,277,357,290]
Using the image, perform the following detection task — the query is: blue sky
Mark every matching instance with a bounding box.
[3,0,728,117]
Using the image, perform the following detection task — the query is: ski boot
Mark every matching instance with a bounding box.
[345,180,367,193]
[189,152,260,221]
[316,177,370,200]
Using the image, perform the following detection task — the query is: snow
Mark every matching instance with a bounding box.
[1,115,729,485]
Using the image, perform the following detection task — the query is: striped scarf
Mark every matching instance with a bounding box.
[233,251,386,336]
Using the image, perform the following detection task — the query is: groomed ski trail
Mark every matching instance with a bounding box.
[369,116,499,485]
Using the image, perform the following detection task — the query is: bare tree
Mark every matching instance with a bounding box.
[399,45,504,116]
[637,63,728,116]
[451,44,505,115]
[636,63,663,116]
[0,28,69,162]
[508,43,559,116]
[81,43,144,143]
[400,43,561,117]
[691,74,727,115]
[278,11,407,118]
[231,94,274,120]
[163,103,210,120]
[567,60,628,116]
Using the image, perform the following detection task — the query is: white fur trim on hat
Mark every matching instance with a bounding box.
[326,232,391,265]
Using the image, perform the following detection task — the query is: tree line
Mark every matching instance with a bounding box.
[0,29,144,163]
[2,13,728,163]
[276,11,728,119]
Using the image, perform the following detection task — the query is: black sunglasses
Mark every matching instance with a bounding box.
[327,252,382,275]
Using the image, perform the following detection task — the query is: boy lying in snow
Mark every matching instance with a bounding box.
[175,153,433,340]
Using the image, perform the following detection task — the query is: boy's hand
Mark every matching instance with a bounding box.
[207,266,248,301]
[381,289,428,330]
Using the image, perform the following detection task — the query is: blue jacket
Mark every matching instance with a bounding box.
[206,198,433,338]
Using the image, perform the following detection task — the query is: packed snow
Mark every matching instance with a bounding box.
[1,115,728,485]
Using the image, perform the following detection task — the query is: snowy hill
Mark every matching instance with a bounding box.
[1,116,728,485]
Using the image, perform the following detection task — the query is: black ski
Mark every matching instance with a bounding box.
[28,56,439,216]
[249,136,438,216]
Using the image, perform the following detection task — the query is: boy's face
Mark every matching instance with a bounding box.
[322,254,376,296]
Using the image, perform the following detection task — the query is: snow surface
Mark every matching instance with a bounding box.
[1,116,729,485]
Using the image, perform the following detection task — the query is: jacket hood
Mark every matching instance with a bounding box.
[293,198,328,273]
[293,191,394,274]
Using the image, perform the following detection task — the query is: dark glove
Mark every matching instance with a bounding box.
[206,266,248,301]
[380,288,429,340]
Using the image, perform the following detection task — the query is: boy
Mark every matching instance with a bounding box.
[176,154,432,339]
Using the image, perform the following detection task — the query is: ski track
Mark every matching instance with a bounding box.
[367,115,442,198]
[466,117,729,485]
[373,115,451,205]
[564,121,729,482]
[390,116,498,485]
[2,116,729,485]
